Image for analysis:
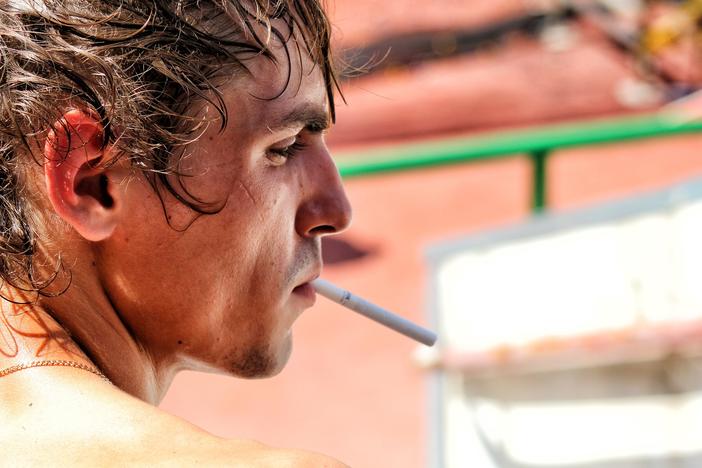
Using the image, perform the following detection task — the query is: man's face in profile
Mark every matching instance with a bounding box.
[90,34,352,379]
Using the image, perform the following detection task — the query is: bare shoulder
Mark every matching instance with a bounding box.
[228,444,350,468]
[139,417,350,467]
[132,415,350,467]
[101,392,350,467]
[0,375,348,467]
[114,395,350,466]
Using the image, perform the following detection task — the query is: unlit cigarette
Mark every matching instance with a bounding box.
[311,279,438,347]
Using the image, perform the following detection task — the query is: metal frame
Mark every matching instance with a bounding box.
[336,113,702,212]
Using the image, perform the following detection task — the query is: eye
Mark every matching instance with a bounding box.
[266,136,307,166]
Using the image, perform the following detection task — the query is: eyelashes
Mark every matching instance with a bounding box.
[270,140,307,159]
[266,124,327,166]
[266,138,308,166]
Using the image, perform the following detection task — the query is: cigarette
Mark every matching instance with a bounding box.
[311,278,438,347]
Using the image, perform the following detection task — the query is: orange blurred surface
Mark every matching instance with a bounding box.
[328,34,643,146]
[329,0,527,46]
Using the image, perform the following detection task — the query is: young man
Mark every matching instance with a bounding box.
[0,0,351,465]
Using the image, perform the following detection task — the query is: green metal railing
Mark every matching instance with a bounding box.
[335,113,702,212]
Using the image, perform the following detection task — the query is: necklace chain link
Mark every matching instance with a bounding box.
[0,359,111,383]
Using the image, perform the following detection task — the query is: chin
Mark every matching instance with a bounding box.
[228,335,292,379]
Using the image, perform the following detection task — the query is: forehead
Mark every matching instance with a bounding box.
[220,32,330,133]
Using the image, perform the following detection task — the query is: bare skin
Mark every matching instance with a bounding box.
[0,365,343,467]
[0,26,351,467]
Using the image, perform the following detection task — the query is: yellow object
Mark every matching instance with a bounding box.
[642,0,702,53]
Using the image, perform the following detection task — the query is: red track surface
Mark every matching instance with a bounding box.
[328,33,647,146]
[159,3,702,467]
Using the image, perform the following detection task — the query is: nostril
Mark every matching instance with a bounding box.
[309,225,336,236]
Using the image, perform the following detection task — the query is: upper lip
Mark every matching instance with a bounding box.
[294,271,320,290]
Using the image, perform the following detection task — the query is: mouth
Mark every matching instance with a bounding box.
[291,282,316,306]
[291,273,319,306]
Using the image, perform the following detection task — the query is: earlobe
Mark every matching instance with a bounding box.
[44,109,120,242]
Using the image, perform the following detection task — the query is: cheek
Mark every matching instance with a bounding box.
[102,168,299,345]
[167,147,250,211]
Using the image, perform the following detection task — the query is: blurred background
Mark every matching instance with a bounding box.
[160,1,702,467]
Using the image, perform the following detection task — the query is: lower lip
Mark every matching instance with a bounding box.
[292,283,316,306]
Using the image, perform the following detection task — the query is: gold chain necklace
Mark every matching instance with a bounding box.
[0,359,111,384]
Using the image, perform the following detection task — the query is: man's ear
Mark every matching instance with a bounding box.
[44,109,121,242]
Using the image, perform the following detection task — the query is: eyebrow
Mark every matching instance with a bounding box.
[266,104,331,134]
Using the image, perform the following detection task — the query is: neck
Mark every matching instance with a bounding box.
[0,286,174,404]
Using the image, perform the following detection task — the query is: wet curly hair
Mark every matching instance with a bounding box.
[0,0,341,297]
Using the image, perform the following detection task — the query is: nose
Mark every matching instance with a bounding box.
[295,147,352,238]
